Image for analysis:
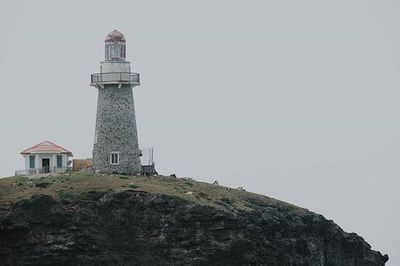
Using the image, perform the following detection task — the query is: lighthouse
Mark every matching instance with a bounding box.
[90,30,142,174]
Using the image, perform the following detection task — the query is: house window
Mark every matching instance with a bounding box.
[57,155,63,168]
[29,156,35,169]
[110,152,119,165]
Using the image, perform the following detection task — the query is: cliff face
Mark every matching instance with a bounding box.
[0,174,388,266]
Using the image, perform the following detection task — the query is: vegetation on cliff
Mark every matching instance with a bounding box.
[0,173,293,211]
[0,174,388,265]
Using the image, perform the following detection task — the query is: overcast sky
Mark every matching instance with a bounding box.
[0,0,399,264]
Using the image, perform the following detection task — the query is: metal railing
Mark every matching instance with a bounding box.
[141,164,157,176]
[91,72,140,85]
[15,167,72,176]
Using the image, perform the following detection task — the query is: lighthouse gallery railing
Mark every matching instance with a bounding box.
[91,72,140,85]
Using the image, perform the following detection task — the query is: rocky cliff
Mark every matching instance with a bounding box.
[0,174,388,265]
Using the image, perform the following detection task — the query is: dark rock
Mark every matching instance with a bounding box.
[0,191,388,266]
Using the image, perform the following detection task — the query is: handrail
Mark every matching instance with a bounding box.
[91,72,140,85]
[15,167,72,176]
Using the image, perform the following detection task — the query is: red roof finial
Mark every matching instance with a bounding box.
[105,30,126,42]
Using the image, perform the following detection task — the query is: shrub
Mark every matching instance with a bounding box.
[35,182,50,189]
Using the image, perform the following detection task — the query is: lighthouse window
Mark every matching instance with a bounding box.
[110,152,119,165]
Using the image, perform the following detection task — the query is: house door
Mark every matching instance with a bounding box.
[42,159,50,173]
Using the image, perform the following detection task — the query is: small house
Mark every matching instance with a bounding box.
[16,141,73,176]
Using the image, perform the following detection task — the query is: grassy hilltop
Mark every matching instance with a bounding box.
[0,173,299,213]
[0,173,388,266]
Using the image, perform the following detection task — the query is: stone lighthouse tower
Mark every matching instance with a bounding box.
[90,30,142,174]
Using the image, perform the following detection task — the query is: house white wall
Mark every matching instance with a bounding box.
[24,154,39,169]
[24,153,70,170]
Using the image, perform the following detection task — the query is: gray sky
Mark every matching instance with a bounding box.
[0,0,399,264]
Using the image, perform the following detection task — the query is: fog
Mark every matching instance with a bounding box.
[0,0,399,264]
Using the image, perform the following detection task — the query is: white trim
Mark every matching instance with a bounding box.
[94,130,98,144]
[35,154,39,169]
[110,151,120,165]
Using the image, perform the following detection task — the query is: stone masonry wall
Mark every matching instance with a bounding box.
[93,84,142,174]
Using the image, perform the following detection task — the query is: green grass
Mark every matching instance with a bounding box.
[0,173,306,214]
[58,190,88,201]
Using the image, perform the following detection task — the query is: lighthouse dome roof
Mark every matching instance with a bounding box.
[105,30,126,42]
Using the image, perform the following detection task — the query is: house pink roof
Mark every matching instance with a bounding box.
[21,141,73,156]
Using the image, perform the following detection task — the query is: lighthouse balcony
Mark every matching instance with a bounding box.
[90,72,140,86]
